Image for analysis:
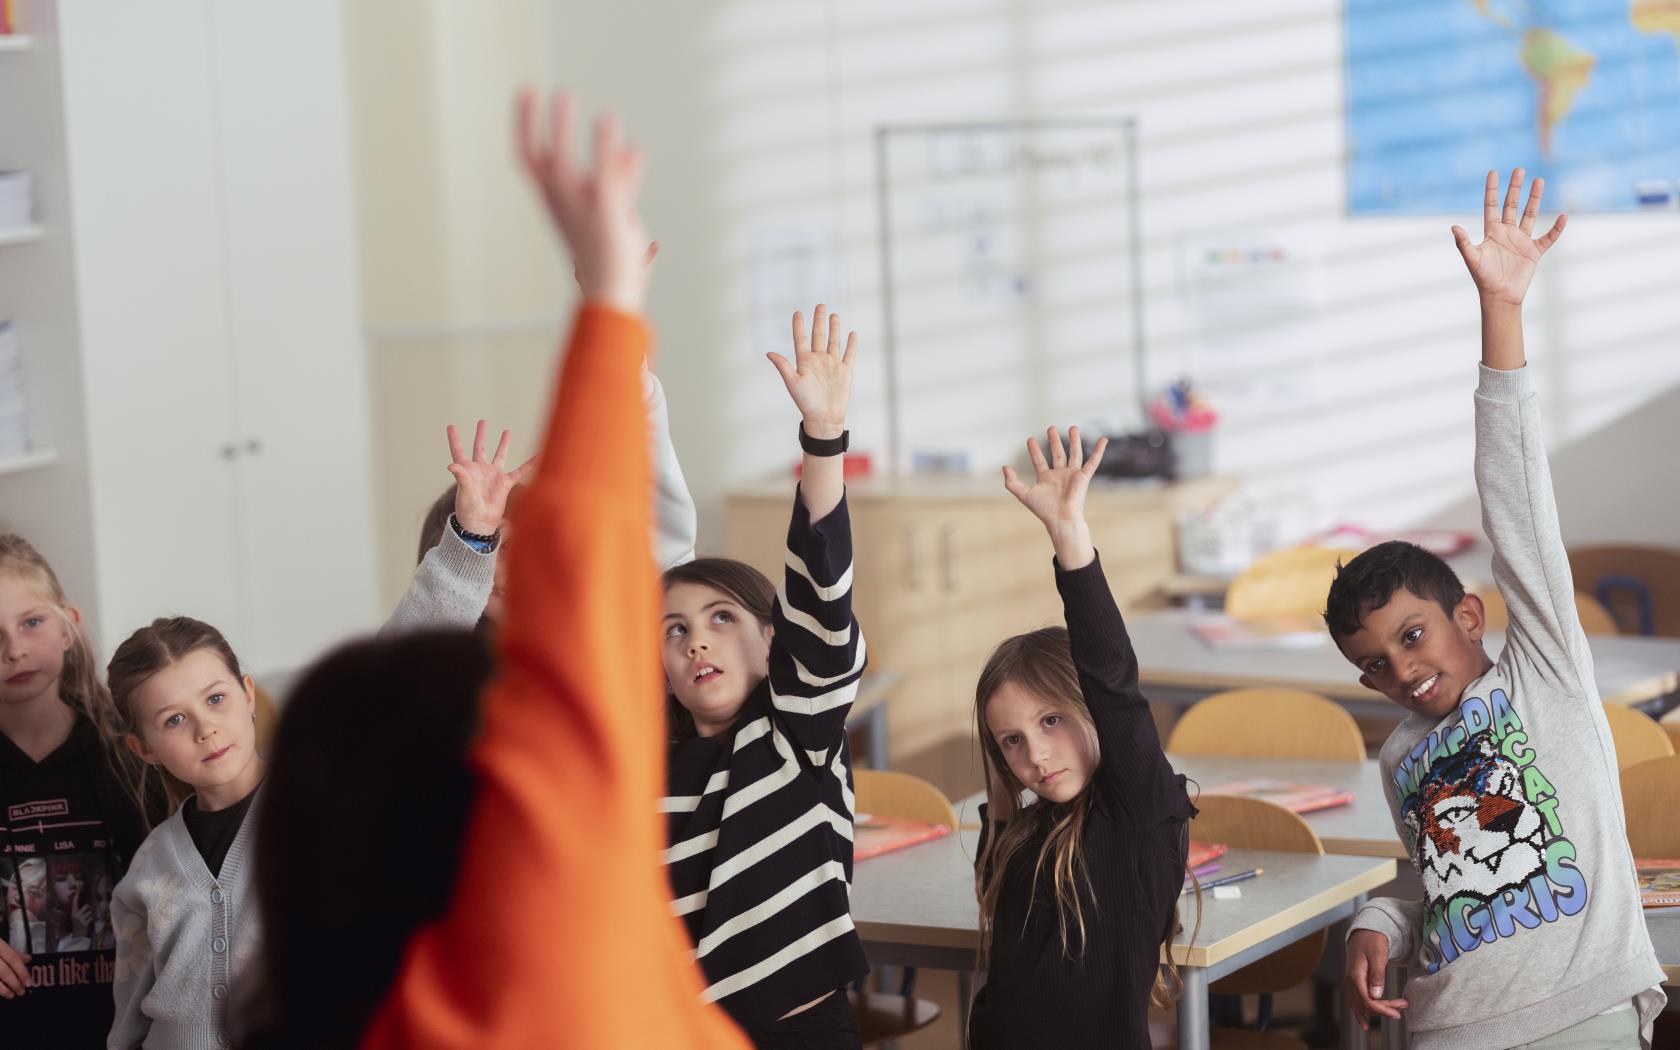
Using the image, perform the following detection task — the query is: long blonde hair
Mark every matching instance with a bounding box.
[973,626,1199,1009]
[0,535,166,828]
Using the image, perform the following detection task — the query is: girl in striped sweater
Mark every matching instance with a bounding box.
[659,305,868,1048]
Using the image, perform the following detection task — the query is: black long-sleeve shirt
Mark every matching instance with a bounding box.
[969,553,1196,1050]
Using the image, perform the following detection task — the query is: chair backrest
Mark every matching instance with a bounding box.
[1619,755,1680,858]
[1476,587,1620,637]
[1190,795,1324,996]
[1602,705,1675,770]
[1662,709,1680,757]
[1567,545,1680,638]
[854,770,957,830]
[1225,546,1361,622]
[1167,688,1366,761]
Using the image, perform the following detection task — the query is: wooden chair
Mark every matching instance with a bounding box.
[1190,795,1324,1050]
[1662,709,1680,757]
[1567,545,1680,638]
[1168,688,1366,762]
[1225,547,1361,622]
[1602,705,1675,770]
[1475,587,1620,637]
[850,770,949,1046]
[1618,755,1680,858]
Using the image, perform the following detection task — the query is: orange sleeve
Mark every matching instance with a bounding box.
[361,305,749,1050]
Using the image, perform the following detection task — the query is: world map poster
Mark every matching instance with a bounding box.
[1347,0,1680,213]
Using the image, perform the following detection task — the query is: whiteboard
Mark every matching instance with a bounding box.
[875,119,1144,474]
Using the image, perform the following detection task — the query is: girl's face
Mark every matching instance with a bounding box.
[0,575,76,707]
[126,648,262,798]
[983,679,1098,805]
[53,867,82,907]
[661,582,772,737]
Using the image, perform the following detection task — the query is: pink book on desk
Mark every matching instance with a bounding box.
[853,815,952,861]
[1636,859,1680,909]
[1205,778,1355,814]
[1189,615,1326,651]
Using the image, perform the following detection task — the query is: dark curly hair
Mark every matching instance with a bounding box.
[1323,540,1467,641]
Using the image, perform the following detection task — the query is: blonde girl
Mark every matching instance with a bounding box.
[0,535,166,1047]
[967,427,1199,1050]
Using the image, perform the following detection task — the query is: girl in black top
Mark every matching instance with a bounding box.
[969,426,1200,1050]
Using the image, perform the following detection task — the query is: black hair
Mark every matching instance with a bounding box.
[1323,540,1467,641]
[235,629,492,1050]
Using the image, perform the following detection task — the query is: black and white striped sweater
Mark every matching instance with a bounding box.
[661,489,869,1027]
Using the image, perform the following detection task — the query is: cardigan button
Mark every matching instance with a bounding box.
[211,889,224,905]
[213,937,228,953]
[213,984,227,1000]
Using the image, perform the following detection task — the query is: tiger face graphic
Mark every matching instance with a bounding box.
[1402,731,1546,911]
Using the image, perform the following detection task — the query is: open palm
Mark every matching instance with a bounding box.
[1452,168,1566,307]
[1002,426,1108,529]
[768,305,855,433]
[447,420,536,535]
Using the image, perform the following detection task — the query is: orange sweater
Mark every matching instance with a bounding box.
[361,306,749,1050]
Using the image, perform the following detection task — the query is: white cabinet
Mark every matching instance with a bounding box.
[0,0,377,674]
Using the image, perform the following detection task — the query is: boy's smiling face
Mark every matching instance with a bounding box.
[1336,587,1494,720]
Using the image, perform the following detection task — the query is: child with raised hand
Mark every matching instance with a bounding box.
[1332,170,1665,1048]
[244,89,748,1050]
[968,425,1198,1050]
[105,617,265,1050]
[0,536,167,1048]
[658,302,868,1047]
[385,253,698,634]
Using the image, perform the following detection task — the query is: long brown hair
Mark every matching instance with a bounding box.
[0,535,165,829]
[973,626,1198,1009]
[107,617,246,809]
[660,558,775,745]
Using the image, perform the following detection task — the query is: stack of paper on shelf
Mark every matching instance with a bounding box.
[0,321,30,457]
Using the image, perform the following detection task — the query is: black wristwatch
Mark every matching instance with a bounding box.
[798,423,849,457]
[449,514,501,553]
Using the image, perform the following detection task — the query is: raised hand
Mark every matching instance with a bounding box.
[516,89,650,313]
[1002,426,1107,571]
[446,420,537,536]
[1451,168,1566,308]
[768,305,856,440]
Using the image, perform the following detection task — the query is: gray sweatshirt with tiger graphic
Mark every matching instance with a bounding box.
[1348,364,1666,1049]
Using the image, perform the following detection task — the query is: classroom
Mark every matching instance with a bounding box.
[1,1,1678,1048]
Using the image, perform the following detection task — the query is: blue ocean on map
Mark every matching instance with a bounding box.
[1347,0,1680,213]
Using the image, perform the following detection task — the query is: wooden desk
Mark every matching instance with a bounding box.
[1128,609,1680,714]
[851,826,1394,1050]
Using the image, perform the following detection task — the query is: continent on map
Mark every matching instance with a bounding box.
[1633,0,1680,46]
[1520,29,1595,158]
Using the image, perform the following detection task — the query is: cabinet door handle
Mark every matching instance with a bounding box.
[219,443,240,461]
[905,522,924,591]
[244,438,262,455]
[939,524,958,592]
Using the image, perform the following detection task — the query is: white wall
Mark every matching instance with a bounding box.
[351,0,1680,600]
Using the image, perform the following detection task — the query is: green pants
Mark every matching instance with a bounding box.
[1511,1004,1641,1050]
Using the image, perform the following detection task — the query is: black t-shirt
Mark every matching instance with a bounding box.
[0,713,164,1050]
[180,788,258,879]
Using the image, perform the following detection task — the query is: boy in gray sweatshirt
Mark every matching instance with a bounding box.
[1325,169,1666,1049]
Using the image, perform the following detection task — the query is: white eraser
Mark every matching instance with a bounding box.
[1213,886,1242,900]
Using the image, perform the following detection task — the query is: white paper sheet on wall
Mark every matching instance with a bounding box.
[752,224,842,362]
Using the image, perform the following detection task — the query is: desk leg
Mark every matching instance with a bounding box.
[1338,894,1367,1050]
[1379,963,1405,1049]
[1178,967,1210,1050]
[864,705,889,770]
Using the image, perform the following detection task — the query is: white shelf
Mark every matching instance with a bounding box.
[0,36,31,52]
[0,448,58,477]
[0,225,42,246]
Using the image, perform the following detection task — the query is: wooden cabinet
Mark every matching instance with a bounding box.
[726,475,1234,798]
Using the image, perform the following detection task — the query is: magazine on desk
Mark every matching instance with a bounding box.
[854,814,951,861]
[1636,859,1680,909]
[1189,614,1326,651]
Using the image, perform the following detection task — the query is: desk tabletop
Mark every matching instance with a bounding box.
[850,827,1394,969]
[1127,609,1680,708]
[958,756,1403,860]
